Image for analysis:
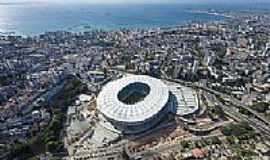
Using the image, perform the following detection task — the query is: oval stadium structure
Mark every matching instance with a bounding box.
[97,75,171,134]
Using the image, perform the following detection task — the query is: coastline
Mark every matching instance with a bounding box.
[190,10,234,19]
[0,18,225,38]
[0,5,226,37]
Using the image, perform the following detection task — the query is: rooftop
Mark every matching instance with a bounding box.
[97,75,170,123]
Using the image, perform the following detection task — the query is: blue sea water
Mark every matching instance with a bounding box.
[0,3,269,36]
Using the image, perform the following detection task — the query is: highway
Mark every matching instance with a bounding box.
[206,92,270,138]
[108,68,270,158]
[110,67,270,127]
[196,83,270,126]
[160,76,270,126]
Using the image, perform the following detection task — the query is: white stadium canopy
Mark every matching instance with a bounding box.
[97,75,170,123]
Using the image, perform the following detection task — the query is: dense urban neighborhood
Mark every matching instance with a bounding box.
[0,10,270,160]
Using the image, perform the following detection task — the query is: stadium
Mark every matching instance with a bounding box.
[97,75,198,135]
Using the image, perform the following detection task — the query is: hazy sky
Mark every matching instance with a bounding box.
[0,0,269,4]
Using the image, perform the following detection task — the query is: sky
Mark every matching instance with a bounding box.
[0,0,269,4]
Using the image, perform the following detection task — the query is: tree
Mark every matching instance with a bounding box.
[181,141,190,149]
[250,102,269,113]
[226,136,235,144]
[11,140,31,159]
[46,141,59,153]
[210,137,221,145]
[222,122,253,136]
[239,108,252,116]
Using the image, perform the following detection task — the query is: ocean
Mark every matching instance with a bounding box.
[0,3,269,36]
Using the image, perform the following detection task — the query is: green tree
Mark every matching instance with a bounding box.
[46,141,59,153]
[181,141,190,149]
[250,102,269,113]
[222,122,253,136]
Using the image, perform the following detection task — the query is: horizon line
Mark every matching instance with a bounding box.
[1,1,270,5]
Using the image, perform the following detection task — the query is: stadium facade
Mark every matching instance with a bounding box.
[97,75,198,135]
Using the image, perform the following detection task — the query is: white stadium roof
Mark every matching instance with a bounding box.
[97,75,170,123]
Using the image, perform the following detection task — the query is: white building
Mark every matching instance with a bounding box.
[97,75,199,135]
